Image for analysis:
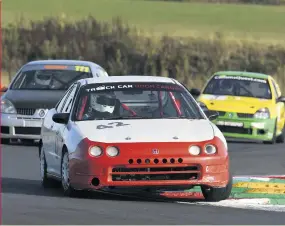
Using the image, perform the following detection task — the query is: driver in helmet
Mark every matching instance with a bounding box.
[28,70,53,88]
[82,93,117,120]
[219,79,234,95]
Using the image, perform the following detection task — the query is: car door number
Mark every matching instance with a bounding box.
[96,122,129,129]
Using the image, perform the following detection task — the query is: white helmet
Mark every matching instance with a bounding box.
[34,70,52,86]
[90,94,116,114]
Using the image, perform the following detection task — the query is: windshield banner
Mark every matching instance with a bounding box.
[84,82,184,92]
[214,75,266,84]
[22,64,91,73]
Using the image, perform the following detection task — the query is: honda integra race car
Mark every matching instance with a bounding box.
[39,75,232,201]
[191,71,285,144]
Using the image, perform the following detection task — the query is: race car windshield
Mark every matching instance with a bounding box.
[74,82,205,121]
[203,75,272,99]
[11,65,93,90]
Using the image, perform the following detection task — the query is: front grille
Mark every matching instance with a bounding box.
[217,111,226,116]
[1,126,9,134]
[217,125,252,135]
[111,165,200,181]
[16,108,36,116]
[14,127,41,135]
[237,113,254,118]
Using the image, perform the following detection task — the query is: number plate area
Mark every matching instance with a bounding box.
[216,121,244,127]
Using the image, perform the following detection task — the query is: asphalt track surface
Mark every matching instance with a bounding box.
[2,141,285,224]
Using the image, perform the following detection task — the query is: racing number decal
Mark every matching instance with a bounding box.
[75,66,90,72]
[96,122,130,129]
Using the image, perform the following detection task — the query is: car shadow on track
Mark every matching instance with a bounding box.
[1,177,203,203]
[4,141,39,147]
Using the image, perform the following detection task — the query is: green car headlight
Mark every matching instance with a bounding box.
[254,108,270,119]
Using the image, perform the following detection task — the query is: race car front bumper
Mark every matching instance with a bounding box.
[1,113,44,140]
[69,137,230,191]
[212,116,276,142]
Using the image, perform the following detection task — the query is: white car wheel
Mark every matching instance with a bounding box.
[61,151,78,197]
[61,152,70,190]
[40,147,59,188]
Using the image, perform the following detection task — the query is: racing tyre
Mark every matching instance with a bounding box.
[40,147,60,188]
[276,125,285,143]
[201,174,233,202]
[1,138,10,145]
[61,150,79,197]
[263,119,277,144]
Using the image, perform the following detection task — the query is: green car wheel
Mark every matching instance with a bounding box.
[263,119,277,145]
[276,124,285,143]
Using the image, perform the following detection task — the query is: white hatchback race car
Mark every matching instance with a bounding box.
[39,75,232,201]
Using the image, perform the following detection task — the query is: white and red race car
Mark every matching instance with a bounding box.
[39,75,232,201]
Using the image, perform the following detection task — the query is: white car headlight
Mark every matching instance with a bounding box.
[89,146,103,157]
[106,146,119,157]
[1,98,16,114]
[254,108,270,119]
[204,144,217,154]
[198,101,208,111]
[188,145,201,155]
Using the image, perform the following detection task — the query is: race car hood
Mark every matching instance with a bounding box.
[3,89,66,109]
[198,94,272,114]
[75,119,214,143]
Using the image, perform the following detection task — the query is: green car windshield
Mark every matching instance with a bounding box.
[203,75,272,99]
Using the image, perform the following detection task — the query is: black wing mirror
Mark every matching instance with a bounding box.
[190,88,201,97]
[52,113,70,124]
[1,87,8,92]
[277,96,285,103]
[204,110,219,121]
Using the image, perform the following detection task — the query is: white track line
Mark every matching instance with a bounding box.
[178,199,285,212]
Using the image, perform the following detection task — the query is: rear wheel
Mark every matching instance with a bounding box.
[201,174,233,202]
[40,147,60,188]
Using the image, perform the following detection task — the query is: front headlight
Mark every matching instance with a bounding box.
[89,146,103,157]
[254,108,270,119]
[204,144,217,154]
[1,98,16,114]
[106,146,119,157]
[188,145,201,155]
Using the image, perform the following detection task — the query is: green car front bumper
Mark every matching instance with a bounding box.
[212,113,276,142]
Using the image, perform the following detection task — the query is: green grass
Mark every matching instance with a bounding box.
[3,0,285,43]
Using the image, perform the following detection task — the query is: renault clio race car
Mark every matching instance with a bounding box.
[39,75,232,201]
[1,60,108,145]
[190,71,285,144]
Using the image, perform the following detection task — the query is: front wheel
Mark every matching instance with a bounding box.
[201,174,233,202]
[263,119,277,144]
[276,124,285,143]
[61,151,79,197]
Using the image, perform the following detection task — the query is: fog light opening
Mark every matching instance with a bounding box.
[154,159,159,164]
[91,177,100,186]
[170,158,175,164]
[178,158,183,163]
[162,158,167,164]
[137,159,142,164]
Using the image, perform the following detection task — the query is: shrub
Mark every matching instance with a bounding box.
[3,16,285,91]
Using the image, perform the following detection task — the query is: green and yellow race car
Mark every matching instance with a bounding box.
[190,71,285,144]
